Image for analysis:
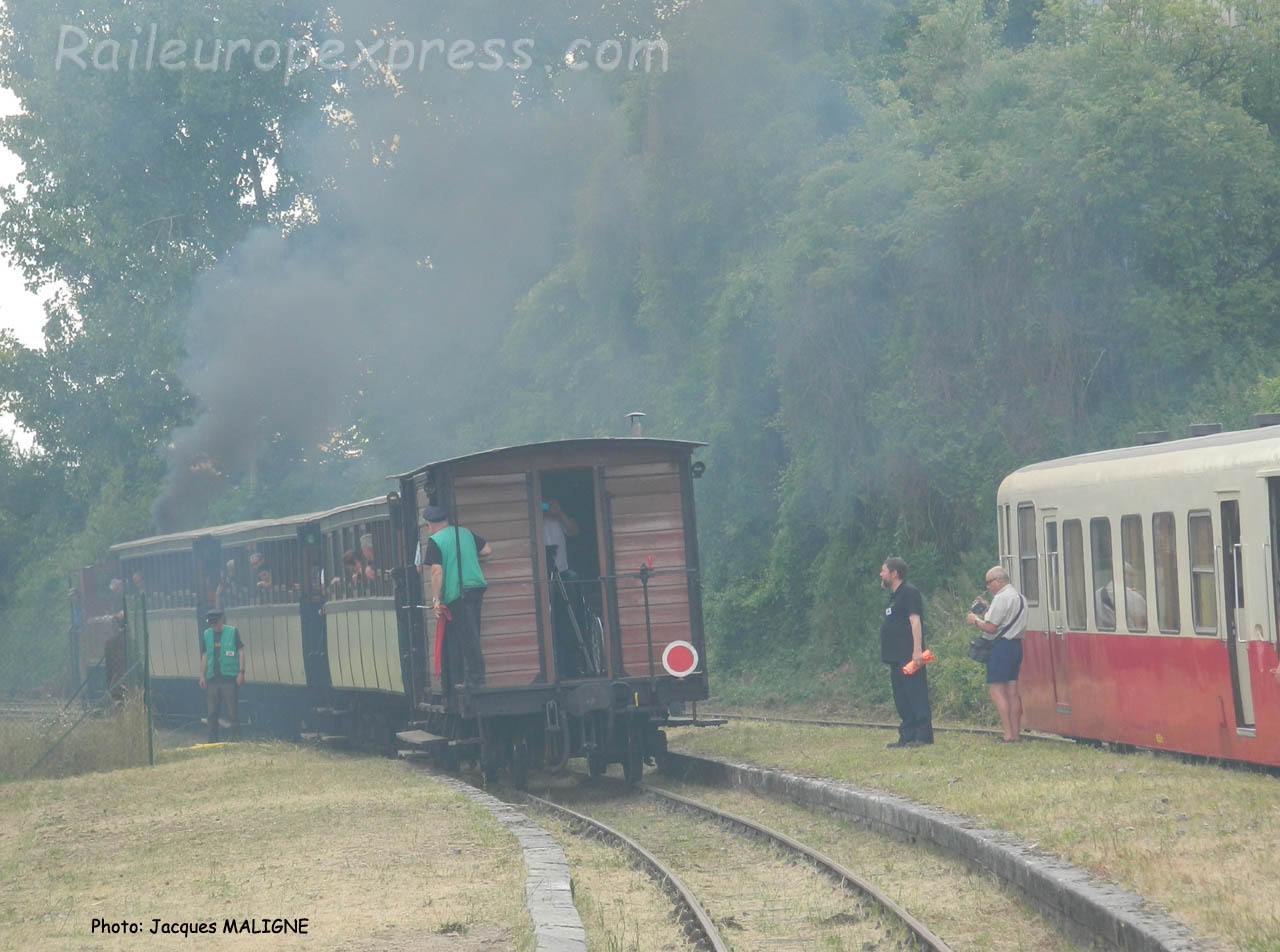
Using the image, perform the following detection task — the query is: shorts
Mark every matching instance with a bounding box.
[986,636,1023,684]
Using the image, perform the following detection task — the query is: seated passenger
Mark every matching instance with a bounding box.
[1095,566,1147,631]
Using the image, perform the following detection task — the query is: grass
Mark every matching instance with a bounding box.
[0,696,150,781]
[0,742,534,951]
[668,721,1280,950]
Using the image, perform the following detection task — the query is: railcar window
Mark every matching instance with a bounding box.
[998,509,1008,575]
[1120,515,1149,633]
[1017,504,1039,605]
[1045,521,1060,612]
[1152,512,1181,633]
[1064,519,1087,630]
[1188,511,1218,635]
[1270,478,1280,643]
[1090,517,1115,631]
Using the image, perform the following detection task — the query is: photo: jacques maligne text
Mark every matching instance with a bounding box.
[91,917,310,936]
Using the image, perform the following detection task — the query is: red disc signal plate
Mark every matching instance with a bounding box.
[661,640,698,678]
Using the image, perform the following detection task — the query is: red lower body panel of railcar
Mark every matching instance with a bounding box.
[1020,629,1280,766]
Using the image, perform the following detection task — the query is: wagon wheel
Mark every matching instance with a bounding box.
[510,736,529,791]
[650,728,669,772]
[622,719,645,786]
[480,723,501,787]
[587,751,608,779]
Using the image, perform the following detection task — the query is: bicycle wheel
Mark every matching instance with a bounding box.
[587,614,604,675]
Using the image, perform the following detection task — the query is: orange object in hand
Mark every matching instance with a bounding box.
[902,649,936,675]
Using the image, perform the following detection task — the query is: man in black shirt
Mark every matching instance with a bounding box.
[879,557,933,748]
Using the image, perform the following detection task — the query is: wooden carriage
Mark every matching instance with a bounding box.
[393,437,711,780]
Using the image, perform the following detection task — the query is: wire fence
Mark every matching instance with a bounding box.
[0,594,154,781]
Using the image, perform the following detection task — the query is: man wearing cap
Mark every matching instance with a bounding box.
[417,505,491,688]
[198,609,244,742]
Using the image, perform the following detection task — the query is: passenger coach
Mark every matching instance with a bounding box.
[109,510,331,732]
[997,420,1280,766]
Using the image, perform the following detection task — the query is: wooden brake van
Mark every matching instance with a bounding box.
[393,436,711,784]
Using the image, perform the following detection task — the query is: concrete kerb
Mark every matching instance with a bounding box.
[665,751,1210,952]
[431,775,587,952]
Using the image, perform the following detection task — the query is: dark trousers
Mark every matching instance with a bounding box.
[889,665,933,743]
[205,681,240,742]
[444,588,486,688]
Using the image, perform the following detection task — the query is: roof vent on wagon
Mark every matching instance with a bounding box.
[1186,422,1223,437]
[1254,413,1280,428]
[1134,430,1170,445]
[625,410,646,437]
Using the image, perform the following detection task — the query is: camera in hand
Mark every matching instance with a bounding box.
[970,598,987,616]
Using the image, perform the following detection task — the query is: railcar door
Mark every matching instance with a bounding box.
[1220,499,1255,730]
[1043,516,1070,712]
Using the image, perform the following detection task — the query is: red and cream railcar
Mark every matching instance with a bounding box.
[997,425,1280,765]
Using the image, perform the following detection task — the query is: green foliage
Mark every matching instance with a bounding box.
[0,468,151,694]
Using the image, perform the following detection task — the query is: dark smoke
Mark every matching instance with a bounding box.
[153,3,631,530]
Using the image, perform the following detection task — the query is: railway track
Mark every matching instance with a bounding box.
[708,710,1069,742]
[401,722,1207,951]
[515,771,955,952]
[518,789,729,952]
[0,702,71,722]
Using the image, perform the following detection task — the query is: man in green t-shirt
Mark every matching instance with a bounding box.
[420,505,492,688]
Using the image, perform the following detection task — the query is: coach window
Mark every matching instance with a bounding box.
[1188,511,1218,635]
[1063,519,1088,630]
[1152,512,1181,633]
[1120,515,1148,632]
[1017,504,1039,605]
[1090,517,1115,631]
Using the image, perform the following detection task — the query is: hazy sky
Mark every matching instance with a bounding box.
[0,88,43,348]
[0,86,45,446]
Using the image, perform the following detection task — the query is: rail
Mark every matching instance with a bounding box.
[705,711,1070,742]
[644,785,954,952]
[516,790,729,952]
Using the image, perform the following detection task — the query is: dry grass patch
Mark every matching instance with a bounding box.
[669,723,1280,950]
[0,698,150,781]
[0,743,533,951]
